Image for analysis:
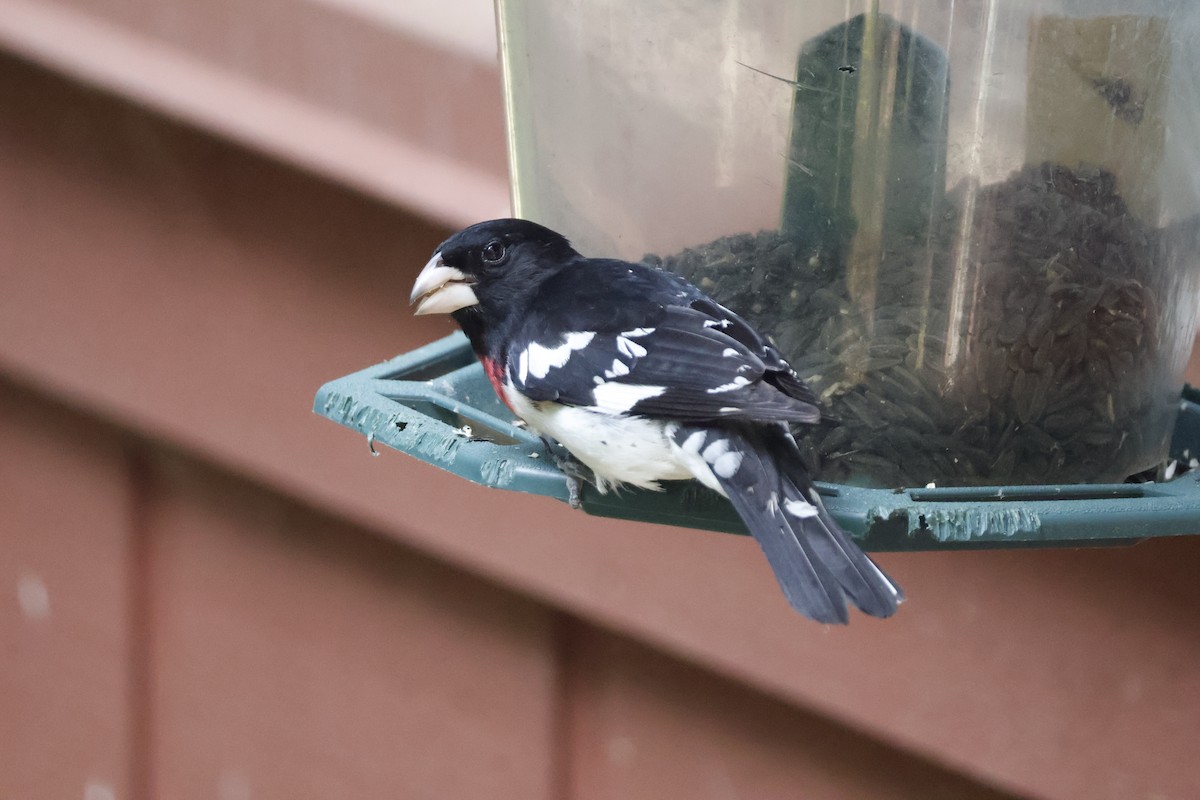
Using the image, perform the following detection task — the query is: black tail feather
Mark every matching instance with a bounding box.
[766,430,905,616]
[795,488,904,617]
[717,439,851,623]
[675,424,902,623]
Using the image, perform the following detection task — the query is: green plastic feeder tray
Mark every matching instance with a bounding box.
[314,333,1200,551]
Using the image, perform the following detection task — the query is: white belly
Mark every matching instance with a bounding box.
[504,384,694,493]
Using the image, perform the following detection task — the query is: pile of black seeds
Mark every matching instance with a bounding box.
[646,163,1188,487]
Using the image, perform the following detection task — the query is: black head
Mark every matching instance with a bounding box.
[410,218,578,320]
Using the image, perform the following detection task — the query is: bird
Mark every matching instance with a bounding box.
[409,218,903,623]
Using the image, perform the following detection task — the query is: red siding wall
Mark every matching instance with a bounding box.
[2,42,1199,800]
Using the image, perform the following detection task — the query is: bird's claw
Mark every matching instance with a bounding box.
[541,436,593,509]
[564,473,585,509]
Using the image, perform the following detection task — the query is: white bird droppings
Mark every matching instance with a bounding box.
[219,771,252,800]
[607,735,637,766]
[17,573,50,620]
[84,782,116,800]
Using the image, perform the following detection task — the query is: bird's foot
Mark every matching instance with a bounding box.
[541,437,594,509]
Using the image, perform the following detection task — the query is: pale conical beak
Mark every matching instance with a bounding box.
[410,253,479,315]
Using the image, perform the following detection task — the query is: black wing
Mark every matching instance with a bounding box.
[508,259,820,424]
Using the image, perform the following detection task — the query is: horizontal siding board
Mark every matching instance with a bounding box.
[565,625,1019,800]
[144,452,558,799]
[0,0,509,226]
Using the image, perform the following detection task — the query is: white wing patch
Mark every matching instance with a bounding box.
[784,498,819,518]
[604,359,630,378]
[680,430,707,454]
[701,439,730,462]
[670,428,744,488]
[707,376,751,393]
[591,382,665,413]
[699,437,742,478]
[585,330,650,380]
[517,349,529,384]
[522,331,596,380]
[615,335,648,359]
[711,451,743,478]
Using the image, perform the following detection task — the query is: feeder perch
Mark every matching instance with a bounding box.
[314,335,1200,551]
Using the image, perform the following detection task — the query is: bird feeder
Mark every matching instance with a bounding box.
[316,1,1200,549]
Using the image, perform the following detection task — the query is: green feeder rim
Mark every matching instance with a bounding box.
[314,332,1200,551]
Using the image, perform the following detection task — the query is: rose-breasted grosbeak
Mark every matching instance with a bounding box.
[410,218,903,623]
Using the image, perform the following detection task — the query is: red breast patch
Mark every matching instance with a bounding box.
[480,356,515,412]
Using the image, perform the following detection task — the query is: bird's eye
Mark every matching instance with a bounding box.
[481,239,507,265]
